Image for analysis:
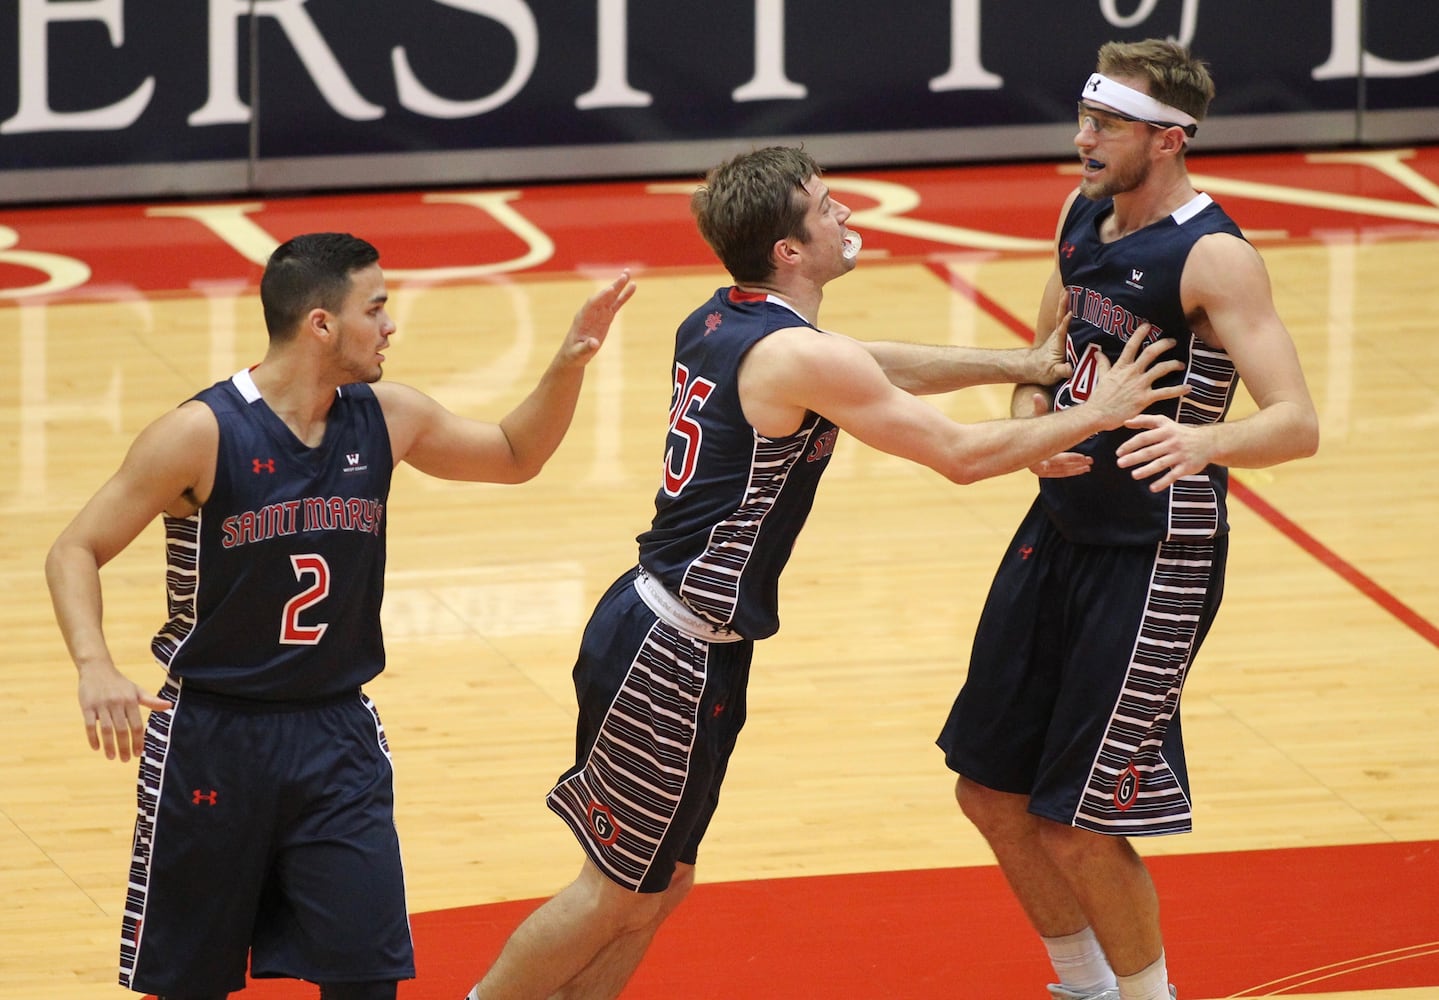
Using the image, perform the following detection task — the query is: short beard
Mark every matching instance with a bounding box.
[1080,155,1150,201]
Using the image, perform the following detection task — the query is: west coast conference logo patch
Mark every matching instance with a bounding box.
[587,800,621,846]
[1114,762,1141,811]
[341,451,369,473]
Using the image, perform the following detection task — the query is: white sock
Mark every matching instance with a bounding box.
[1117,952,1170,1000]
[1043,926,1117,993]
[464,989,480,1000]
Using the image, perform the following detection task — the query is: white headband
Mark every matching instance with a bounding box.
[1081,73,1198,131]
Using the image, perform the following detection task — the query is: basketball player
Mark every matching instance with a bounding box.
[937,40,1319,1000]
[45,232,634,1000]
[462,145,1191,1000]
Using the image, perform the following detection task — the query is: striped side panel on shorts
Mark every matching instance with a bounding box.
[1073,541,1215,835]
[548,620,707,890]
[119,679,179,988]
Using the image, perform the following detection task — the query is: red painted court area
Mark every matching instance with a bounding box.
[6,146,1439,301]
[214,841,1438,999]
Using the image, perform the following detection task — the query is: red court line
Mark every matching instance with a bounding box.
[1227,478,1439,649]
[925,259,1439,652]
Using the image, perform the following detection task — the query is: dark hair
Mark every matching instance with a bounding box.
[691,146,820,284]
[259,232,380,340]
[1096,39,1215,123]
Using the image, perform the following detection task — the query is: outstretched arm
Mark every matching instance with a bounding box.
[857,324,1072,396]
[383,271,635,483]
[741,321,1186,486]
[46,405,213,760]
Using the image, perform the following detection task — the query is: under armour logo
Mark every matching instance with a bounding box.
[192,789,218,806]
[1088,77,1102,92]
[252,458,275,474]
[712,703,725,718]
[704,311,722,336]
[1018,545,1034,560]
[1060,242,1076,259]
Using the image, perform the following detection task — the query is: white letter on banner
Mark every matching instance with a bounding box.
[189,0,384,125]
[1097,0,1196,48]
[930,0,1002,91]
[395,0,538,117]
[733,0,806,101]
[1,0,154,134]
[577,0,652,109]
[1314,0,1439,79]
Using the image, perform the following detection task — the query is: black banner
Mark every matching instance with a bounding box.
[1,0,1435,203]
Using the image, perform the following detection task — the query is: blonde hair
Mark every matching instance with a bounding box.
[1097,39,1215,122]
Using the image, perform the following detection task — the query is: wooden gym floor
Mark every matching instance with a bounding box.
[1,145,1436,999]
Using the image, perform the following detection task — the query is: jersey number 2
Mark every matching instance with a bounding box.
[280,553,331,645]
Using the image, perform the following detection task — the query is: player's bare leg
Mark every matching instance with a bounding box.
[468,859,670,1000]
[552,863,695,1000]
[956,778,1092,936]
[1036,822,1164,977]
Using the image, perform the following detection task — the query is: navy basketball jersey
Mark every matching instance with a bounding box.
[150,370,393,699]
[637,288,840,640]
[1042,192,1244,545]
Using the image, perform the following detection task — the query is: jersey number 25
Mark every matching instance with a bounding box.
[663,363,716,497]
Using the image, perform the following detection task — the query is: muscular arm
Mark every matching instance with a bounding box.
[381,271,634,483]
[740,324,1185,486]
[45,403,214,759]
[1116,234,1319,490]
[857,330,1070,396]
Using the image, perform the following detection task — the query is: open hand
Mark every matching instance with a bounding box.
[1116,412,1213,492]
[561,270,636,366]
[1086,324,1188,428]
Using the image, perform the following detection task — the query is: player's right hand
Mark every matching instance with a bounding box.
[1087,324,1188,428]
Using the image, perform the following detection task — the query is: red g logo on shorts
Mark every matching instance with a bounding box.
[588,801,621,845]
[1114,764,1141,811]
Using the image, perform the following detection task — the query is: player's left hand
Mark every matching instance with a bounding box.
[561,270,636,366]
[1116,413,1213,491]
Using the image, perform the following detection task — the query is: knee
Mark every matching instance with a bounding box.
[1035,820,1130,868]
[955,775,1021,837]
[577,861,670,933]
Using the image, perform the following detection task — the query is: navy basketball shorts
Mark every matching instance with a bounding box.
[547,568,754,893]
[121,681,415,994]
[938,499,1227,837]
